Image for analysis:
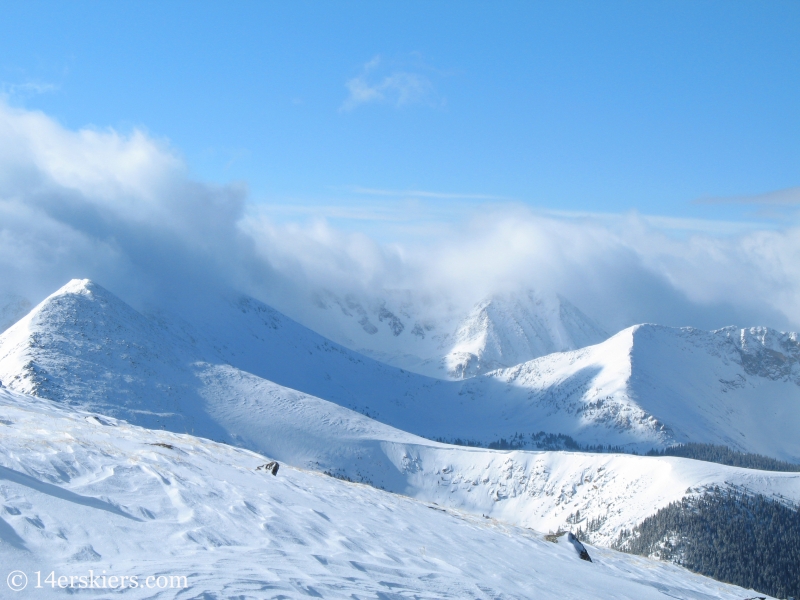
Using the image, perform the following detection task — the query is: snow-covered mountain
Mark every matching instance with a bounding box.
[0,387,768,599]
[304,288,608,379]
[478,323,800,461]
[2,280,800,464]
[0,279,438,437]
[197,293,800,460]
[1,279,800,549]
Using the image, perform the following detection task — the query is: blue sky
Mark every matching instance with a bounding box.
[2,1,800,332]
[2,1,799,234]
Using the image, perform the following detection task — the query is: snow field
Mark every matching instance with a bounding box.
[0,388,773,599]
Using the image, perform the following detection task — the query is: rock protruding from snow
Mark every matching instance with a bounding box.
[257,461,280,475]
[719,326,800,383]
[567,532,592,562]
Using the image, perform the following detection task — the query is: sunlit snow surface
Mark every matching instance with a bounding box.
[0,388,772,599]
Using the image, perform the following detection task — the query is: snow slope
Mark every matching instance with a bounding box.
[0,279,445,439]
[2,280,800,464]
[0,387,780,599]
[305,288,608,379]
[199,296,800,460]
[172,285,800,461]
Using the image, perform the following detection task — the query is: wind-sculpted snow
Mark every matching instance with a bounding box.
[0,387,781,598]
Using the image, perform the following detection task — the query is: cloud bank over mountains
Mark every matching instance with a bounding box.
[1,100,798,333]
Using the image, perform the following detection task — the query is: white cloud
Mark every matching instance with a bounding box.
[0,101,253,306]
[240,204,800,333]
[341,56,438,111]
[1,99,800,336]
[698,185,800,206]
[345,186,512,201]
[1,80,59,98]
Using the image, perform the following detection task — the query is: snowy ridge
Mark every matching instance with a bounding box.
[483,323,800,461]
[189,290,800,462]
[304,288,608,379]
[0,387,768,599]
[0,279,427,435]
[386,443,800,547]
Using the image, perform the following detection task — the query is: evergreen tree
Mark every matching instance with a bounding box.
[615,489,800,599]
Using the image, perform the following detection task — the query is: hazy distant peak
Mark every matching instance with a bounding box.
[301,287,609,380]
[444,288,608,378]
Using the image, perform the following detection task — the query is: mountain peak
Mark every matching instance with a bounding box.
[52,278,104,298]
[0,278,171,411]
[302,287,609,379]
[444,288,608,378]
[0,279,132,340]
[0,279,107,340]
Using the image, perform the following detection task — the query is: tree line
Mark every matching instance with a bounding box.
[613,488,800,599]
[438,434,800,473]
[646,442,800,472]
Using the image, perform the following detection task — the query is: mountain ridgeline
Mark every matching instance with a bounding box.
[2,280,800,461]
[442,435,800,472]
[647,442,800,472]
